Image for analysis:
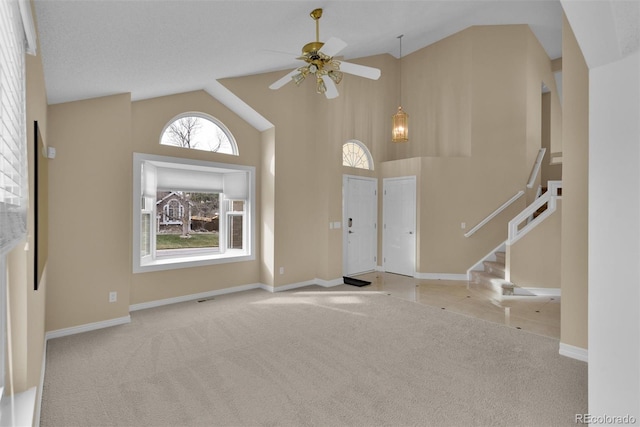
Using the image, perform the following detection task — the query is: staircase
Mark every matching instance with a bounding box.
[470,251,515,297]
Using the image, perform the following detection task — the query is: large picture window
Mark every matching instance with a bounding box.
[133,153,254,273]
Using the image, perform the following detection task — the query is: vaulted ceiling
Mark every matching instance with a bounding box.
[34,1,563,106]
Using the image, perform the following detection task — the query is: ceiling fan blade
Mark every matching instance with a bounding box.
[338,61,381,80]
[321,75,339,99]
[321,37,347,57]
[269,69,299,90]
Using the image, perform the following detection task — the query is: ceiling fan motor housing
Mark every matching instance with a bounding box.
[302,41,325,57]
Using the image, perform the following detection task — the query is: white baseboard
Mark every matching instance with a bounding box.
[129,283,263,311]
[414,272,468,281]
[130,278,343,308]
[374,267,467,281]
[559,342,588,362]
[264,277,343,293]
[34,338,47,427]
[45,316,131,340]
[520,287,561,297]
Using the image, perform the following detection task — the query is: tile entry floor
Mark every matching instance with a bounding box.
[352,272,561,339]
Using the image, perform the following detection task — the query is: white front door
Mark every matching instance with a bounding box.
[383,176,416,276]
[343,175,377,276]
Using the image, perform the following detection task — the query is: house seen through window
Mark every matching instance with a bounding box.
[155,191,221,255]
[134,151,253,271]
[160,113,238,155]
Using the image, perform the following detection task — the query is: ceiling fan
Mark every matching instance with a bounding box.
[269,8,382,99]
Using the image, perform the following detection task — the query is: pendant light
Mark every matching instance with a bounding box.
[392,34,409,143]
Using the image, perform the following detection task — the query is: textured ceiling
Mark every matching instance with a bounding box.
[34,0,563,105]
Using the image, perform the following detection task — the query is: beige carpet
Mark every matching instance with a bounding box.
[41,286,587,426]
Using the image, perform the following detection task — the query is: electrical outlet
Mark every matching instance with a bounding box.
[279,267,284,275]
[461,222,466,229]
[109,291,117,303]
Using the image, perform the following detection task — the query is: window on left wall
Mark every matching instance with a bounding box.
[133,153,255,273]
[0,0,30,398]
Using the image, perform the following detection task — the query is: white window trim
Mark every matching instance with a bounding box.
[1,0,33,410]
[132,153,255,273]
[0,256,6,399]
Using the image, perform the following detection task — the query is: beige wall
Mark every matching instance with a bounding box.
[130,91,262,303]
[509,201,562,289]
[379,26,556,274]
[223,25,559,278]
[525,29,563,203]
[43,23,572,332]
[222,54,395,286]
[46,90,263,331]
[398,29,472,158]
[47,94,133,331]
[560,13,589,350]
[541,93,563,184]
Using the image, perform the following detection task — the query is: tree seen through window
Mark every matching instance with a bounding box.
[160,113,238,155]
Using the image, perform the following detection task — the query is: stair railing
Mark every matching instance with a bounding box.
[464,148,548,239]
[508,181,562,245]
[526,148,547,189]
[464,190,525,238]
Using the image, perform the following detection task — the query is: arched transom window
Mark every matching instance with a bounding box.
[160,113,238,155]
[342,140,373,170]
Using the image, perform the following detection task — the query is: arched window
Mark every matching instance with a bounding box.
[160,112,238,155]
[342,140,373,170]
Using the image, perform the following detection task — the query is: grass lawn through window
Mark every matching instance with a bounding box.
[156,233,219,250]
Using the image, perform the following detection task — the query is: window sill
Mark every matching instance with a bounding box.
[0,387,36,427]
[134,249,253,273]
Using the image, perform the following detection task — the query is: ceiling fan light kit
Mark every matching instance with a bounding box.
[269,8,381,99]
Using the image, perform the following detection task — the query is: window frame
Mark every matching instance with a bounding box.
[342,139,374,170]
[132,153,255,273]
[1,0,31,400]
[159,112,239,156]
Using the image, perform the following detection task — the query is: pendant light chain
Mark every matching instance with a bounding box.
[392,34,409,143]
[398,34,403,105]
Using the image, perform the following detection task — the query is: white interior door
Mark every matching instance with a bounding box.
[343,176,377,276]
[383,176,416,276]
